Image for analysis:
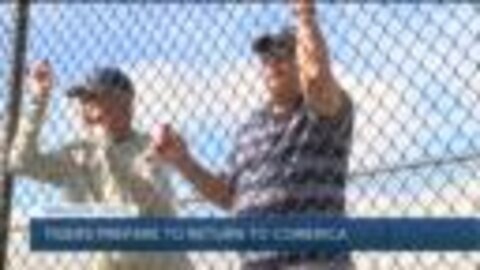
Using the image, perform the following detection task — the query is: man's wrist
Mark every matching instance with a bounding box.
[176,154,197,178]
[294,4,316,18]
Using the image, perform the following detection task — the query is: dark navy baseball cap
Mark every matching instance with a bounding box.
[67,67,134,98]
[252,28,296,60]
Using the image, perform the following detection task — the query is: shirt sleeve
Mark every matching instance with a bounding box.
[306,89,355,135]
[130,149,176,216]
[220,112,264,198]
[219,128,247,198]
[9,97,81,182]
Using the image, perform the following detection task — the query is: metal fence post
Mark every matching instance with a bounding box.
[0,1,30,269]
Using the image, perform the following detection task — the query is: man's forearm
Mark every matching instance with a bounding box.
[10,95,75,181]
[177,157,234,210]
[295,4,344,117]
[295,7,330,78]
[10,95,49,169]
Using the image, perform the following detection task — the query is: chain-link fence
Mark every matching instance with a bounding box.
[1,2,479,270]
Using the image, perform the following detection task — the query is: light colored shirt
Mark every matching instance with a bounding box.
[9,97,192,270]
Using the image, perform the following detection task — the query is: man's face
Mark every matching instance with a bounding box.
[78,91,132,134]
[260,56,300,103]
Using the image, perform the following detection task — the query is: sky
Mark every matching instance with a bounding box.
[0,2,478,216]
[1,3,479,270]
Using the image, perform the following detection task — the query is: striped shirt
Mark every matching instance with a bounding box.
[224,92,354,268]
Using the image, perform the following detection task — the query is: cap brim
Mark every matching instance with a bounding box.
[257,48,294,61]
[253,40,294,60]
[252,29,296,60]
[66,85,92,98]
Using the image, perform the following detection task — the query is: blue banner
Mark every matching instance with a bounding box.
[30,217,480,251]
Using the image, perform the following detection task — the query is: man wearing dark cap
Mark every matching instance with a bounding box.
[10,61,192,270]
[152,0,354,269]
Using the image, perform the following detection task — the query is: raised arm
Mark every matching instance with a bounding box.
[150,123,234,210]
[9,60,79,181]
[292,0,346,118]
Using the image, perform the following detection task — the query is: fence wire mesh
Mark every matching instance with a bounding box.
[1,2,479,270]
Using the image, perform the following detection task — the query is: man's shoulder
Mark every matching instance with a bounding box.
[302,89,354,125]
